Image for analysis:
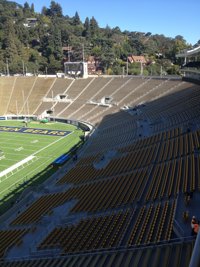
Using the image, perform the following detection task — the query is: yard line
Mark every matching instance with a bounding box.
[0,130,78,200]
[0,133,72,158]
[0,157,51,197]
[0,131,73,184]
[32,131,74,156]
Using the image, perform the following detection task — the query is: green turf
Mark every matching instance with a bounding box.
[0,120,77,131]
[0,120,84,210]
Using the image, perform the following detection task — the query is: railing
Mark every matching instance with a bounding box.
[3,235,195,262]
[173,219,185,238]
[189,230,200,267]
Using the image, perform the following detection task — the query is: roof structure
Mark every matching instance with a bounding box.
[176,45,200,58]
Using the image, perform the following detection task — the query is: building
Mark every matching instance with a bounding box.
[23,18,37,28]
[128,55,146,64]
[87,56,102,75]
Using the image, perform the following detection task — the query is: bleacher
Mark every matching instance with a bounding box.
[0,239,194,267]
[0,76,200,266]
[182,61,200,69]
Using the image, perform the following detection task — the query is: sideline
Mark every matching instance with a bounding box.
[0,155,35,179]
[0,132,73,182]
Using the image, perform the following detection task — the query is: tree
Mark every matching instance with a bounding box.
[129,37,145,55]
[48,54,62,73]
[171,36,189,63]
[73,11,81,26]
[61,28,70,45]
[30,3,34,13]
[83,17,90,38]
[41,6,48,16]
[90,16,99,37]
[49,1,63,17]
[104,25,112,38]
[23,2,30,10]
[52,24,62,60]
[0,0,193,75]
[2,19,18,61]
[166,64,180,75]
[112,26,121,34]
[91,46,102,57]
[112,59,123,75]
[23,2,32,16]
[100,49,115,71]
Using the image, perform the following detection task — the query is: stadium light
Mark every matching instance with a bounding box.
[52,90,55,121]
[140,61,143,76]
[22,60,25,76]
[126,58,129,76]
[82,44,85,62]
[122,66,125,77]
[67,44,71,62]
[160,66,163,78]
[6,58,10,76]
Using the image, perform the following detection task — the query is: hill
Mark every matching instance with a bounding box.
[0,0,191,75]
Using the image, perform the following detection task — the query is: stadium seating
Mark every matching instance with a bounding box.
[0,76,200,266]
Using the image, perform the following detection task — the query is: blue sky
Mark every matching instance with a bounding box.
[14,0,200,45]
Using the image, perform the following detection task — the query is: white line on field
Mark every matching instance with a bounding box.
[0,131,79,197]
[0,157,51,197]
[0,131,74,186]
[32,131,74,156]
[0,156,35,178]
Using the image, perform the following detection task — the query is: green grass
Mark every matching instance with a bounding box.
[0,120,84,214]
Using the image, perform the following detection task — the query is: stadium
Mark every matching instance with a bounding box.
[0,45,200,267]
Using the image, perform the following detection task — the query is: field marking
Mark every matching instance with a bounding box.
[0,131,79,197]
[32,131,74,157]
[0,157,51,197]
[15,147,24,152]
[31,140,39,143]
[0,155,35,179]
[0,156,5,161]
[0,132,73,184]
[0,130,80,200]
[0,131,72,165]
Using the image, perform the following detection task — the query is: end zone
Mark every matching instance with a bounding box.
[0,126,71,136]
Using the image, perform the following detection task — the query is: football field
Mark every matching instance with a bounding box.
[0,120,83,208]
